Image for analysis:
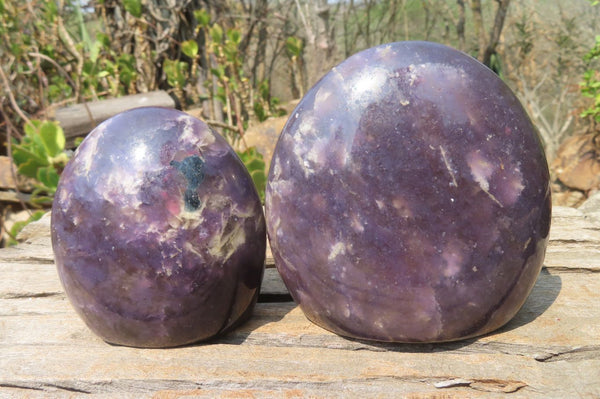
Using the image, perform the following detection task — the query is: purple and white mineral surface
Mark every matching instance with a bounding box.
[266,41,551,342]
[52,107,266,348]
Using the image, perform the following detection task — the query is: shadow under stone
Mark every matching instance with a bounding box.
[492,267,562,334]
[338,267,562,353]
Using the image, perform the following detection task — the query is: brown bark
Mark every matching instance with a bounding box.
[295,0,337,88]
[470,0,487,60]
[456,0,466,51]
[251,0,269,87]
[470,0,511,68]
[482,0,511,67]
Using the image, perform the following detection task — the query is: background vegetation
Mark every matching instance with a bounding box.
[1,0,599,245]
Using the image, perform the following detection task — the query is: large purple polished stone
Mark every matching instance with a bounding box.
[52,107,266,348]
[266,42,551,343]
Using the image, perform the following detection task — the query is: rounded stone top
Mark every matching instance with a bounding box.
[52,107,266,348]
[266,42,551,343]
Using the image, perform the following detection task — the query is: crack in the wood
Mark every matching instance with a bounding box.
[0,382,91,394]
[4,376,528,395]
[549,238,600,244]
[544,266,600,274]
[433,377,527,393]
[46,384,92,394]
[0,383,44,391]
[222,332,600,364]
[1,292,64,299]
[0,256,55,264]
[533,345,600,362]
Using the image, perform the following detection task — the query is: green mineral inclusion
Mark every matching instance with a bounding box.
[170,155,205,211]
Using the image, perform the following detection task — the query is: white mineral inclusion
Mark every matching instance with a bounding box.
[442,240,467,278]
[467,151,493,192]
[328,241,347,261]
[176,114,216,152]
[289,114,334,178]
[375,43,395,59]
[208,217,247,263]
[502,167,525,205]
[346,66,388,110]
[132,142,148,164]
[467,150,525,207]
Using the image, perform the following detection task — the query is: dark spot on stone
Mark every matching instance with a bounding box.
[185,190,201,210]
[171,155,205,211]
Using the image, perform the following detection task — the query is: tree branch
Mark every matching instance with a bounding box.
[483,0,511,67]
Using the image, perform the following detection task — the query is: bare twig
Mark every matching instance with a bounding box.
[56,0,83,100]
[294,0,314,44]
[27,52,95,130]
[1,104,33,217]
[206,119,241,131]
[0,66,32,127]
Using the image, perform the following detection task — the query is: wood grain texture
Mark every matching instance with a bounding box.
[0,206,599,398]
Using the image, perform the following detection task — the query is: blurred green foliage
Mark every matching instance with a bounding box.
[11,120,70,205]
[581,34,600,123]
[237,147,267,203]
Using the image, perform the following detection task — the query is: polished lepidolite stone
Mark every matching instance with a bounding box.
[52,107,266,348]
[266,42,551,343]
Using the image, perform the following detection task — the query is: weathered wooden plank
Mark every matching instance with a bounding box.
[0,190,33,204]
[0,156,20,190]
[53,91,175,143]
[546,206,600,272]
[0,330,597,398]
[1,205,600,397]
[2,269,597,353]
[1,267,598,396]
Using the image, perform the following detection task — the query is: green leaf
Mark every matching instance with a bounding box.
[210,24,223,43]
[181,40,199,58]
[210,65,225,79]
[285,36,303,58]
[82,59,96,76]
[237,147,267,202]
[16,158,47,179]
[36,166,60,191]
[223,41,238,62]
[120,68,135,87]
[194,9,210,27]
[31,197,54,206]
[8,210,46,246]
[24,120,42,139]
[227,29,242,45]
[96,33,111,48]
[43,1,58,22]
[250,169,266,201]
[254,102,267,122]
[39,121,65,158]
[164,59,187,87]
[123,0,142,18]
[12,144,49,172]
[245,158,265,171]
[89,40,103,63]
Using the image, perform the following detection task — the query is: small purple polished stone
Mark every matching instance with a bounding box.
[266,42,551,343]
[52,107,266,348]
